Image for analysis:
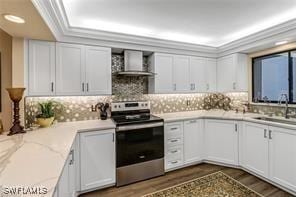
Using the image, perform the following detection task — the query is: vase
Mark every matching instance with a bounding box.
[36,117,55,128]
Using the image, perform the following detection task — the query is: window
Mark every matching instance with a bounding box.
[252,51,294,103]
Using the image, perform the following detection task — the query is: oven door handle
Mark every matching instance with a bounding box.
[116,122,164,132]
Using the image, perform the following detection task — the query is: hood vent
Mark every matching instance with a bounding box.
[116,50,154,76]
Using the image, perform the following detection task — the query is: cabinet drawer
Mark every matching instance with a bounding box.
[166,145,183,160]
[166,159,183,169]
[165,122,183,138]
[167,137,183,147]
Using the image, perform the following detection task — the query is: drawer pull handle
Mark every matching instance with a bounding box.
[171,161,178,164]
[170,150,178,153]
[189,120,197,123]
[170,127,178,130]
[170,139,178,143]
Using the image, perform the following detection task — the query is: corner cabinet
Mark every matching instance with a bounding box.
[79,129,116,191]
[204,119,238,165]
[27,40,111,96]
[28,40,56,96]
[217,53,248,92]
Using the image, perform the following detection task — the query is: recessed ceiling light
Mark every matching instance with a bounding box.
[275,41,288,46]
[3,14,25,24]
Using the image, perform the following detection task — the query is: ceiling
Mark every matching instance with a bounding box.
[61,0,296,47]
[0,0,55,40]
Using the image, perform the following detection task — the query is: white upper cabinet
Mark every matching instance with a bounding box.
[183,119,204,164]
[205,119,238,165]
[56,43,111,96]
[205,58,217,92]
[217,53,248,92]
[189,57,217,92]
[149,53,174,93]
[56,43,85,95]
[241,122,269,178]
[173,55,190,92]
[149,53,217,93]
[28,40,55,96]
[189,57,206,92]
[85,46,111,95]
[269,126,296,192]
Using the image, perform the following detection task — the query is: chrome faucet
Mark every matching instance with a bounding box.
[278,94,289,119]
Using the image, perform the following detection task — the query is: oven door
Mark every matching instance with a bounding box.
[116,122,164,168]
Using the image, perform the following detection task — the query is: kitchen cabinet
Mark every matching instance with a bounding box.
[28,40,111,96]
[28,40,55,96]
[149,53,174,93]
[85,46,111,95]
[217,53,247,92]
[241,122,269,178]
[164,121,184,171]
[57,143,76,197]
[269,126,296,192]
[79,129,115,191]
[56,43,85,95]
[149,53,217,93]
[189,57,217,92]
[204,119,238,165]
[173,55,190,92]
[205,58,217,92]
[183,119,204,164]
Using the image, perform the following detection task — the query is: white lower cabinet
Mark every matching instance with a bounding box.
[241,122,269,178]
[79,129,116,191]
[183,119,203,164]
[269,126,296,192]
[204,119,238,165]
[164,121,184,171]
[56,142,76,197]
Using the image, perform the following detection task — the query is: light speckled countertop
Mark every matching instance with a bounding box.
[2,110,296,197]
[0,119,116,197]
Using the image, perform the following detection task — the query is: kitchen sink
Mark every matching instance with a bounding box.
[253,117,296,125]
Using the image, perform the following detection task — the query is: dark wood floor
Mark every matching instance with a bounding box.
[81,163,294,197]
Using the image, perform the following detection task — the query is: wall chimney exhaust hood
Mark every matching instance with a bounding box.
[116,50,154,76]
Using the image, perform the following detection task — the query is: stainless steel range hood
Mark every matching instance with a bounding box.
[116,50,154,76]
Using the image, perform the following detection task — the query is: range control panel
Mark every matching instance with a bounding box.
[111,101,150,112]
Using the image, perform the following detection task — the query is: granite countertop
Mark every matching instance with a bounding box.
[1,110,296,197]
[0,119,116,197]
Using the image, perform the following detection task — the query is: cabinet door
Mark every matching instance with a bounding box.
[80,129,115,191]
[56,43,85,95]
[241,122,269,178]
[85,46,111,95]
[154,54,174,93]
[217,55,236,92]
[173,55,190,92]
[269,127,296,191]
[184,119,203,164]
[235,54,248,91]
[205,58,217,92]
[205,119,238,165]
[189,57,206,92]
[28,40,55,96]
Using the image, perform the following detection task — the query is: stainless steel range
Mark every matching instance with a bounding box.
[111,101,164,186]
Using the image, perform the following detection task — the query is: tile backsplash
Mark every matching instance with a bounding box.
[25,92,248,127]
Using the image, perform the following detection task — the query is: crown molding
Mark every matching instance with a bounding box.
[32,0,296,57]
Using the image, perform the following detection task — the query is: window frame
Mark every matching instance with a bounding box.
[252,49,295,104]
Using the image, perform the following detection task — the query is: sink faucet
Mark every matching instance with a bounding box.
[278,94,289,119]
